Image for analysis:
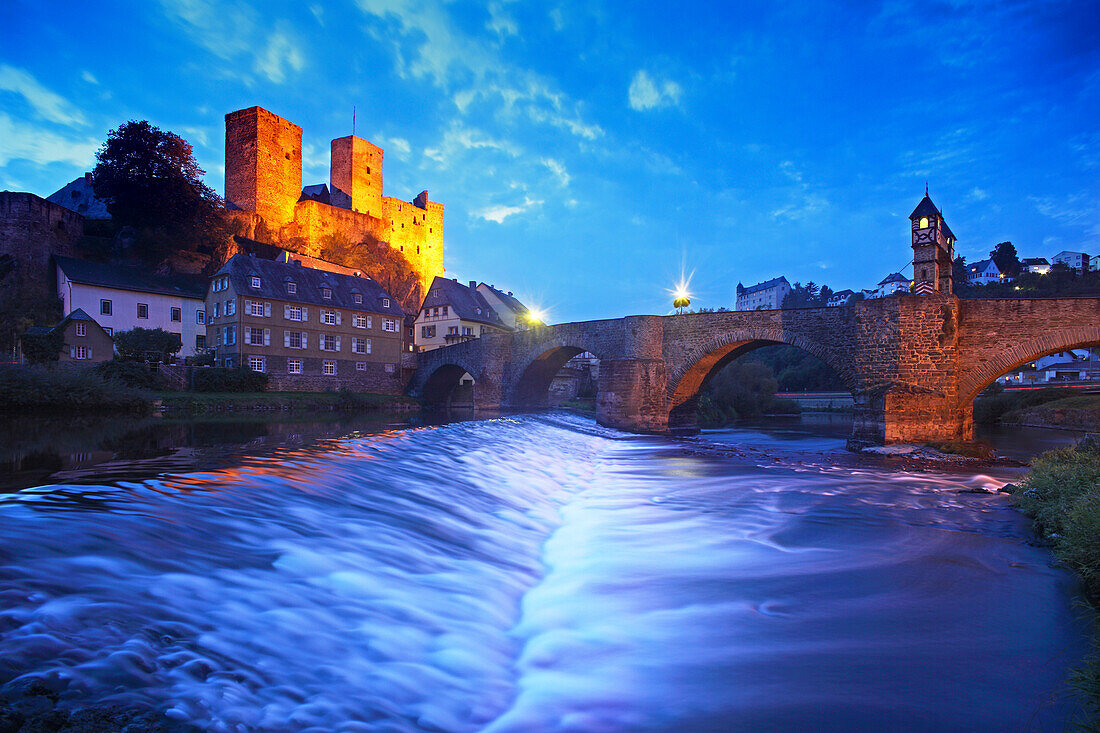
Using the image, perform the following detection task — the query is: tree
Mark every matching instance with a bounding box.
[953,256,969,289]
[989,241,1020,277]
[782,281,825,309]
[19,329,64,365]
[113,328,182,363]
[93,120,229,263]
[316,232,423,312]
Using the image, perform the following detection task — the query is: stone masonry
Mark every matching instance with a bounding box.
[408,295,1100,447]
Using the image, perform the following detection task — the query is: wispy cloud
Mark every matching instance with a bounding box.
[628,70,682,111]
[475,194,542,223]
[542,157,570,187]
[771,160,828,221]
[424,121,523,165]
[0,112,99,168]
[969,187,989,201]
[0,65,87,126]
[254,33,305,83]
[81,70,99,85]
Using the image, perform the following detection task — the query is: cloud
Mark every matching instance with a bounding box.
[0,112,99,168]
[0,65,87,126]
[254,33,305,83]
[969,187,988,201]
[542,157,570,187]
[159,0,305,84]
[771,160,829,221]
[628,70,682,111]
[474,194,542,223]
[487,1,518,37]
[81,70,99,85]
[424,121,523,165]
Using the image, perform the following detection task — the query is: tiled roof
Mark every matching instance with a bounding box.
[422,277,508,328]
[479,283,529,316]
[969,258,999,274]
[55,256,207,299]
[215,254,405,316]
[737,276,789,295]
[909,195,939,219]
[1021,258,1049,265]
[878,272,909,285]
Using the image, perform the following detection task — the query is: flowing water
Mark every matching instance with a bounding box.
[0,413,1092,731]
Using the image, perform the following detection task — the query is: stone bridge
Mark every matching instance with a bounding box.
[407,295,1100,447]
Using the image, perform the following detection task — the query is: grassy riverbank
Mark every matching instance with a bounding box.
[976,387,1100,431]
[157,390,420,414]
[1006,437,1100,725]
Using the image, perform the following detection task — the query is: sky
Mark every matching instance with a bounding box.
[2,0,1099,323]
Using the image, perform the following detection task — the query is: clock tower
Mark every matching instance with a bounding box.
[910,190,955,295]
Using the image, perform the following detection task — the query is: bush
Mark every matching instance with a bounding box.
[18,329,64,365]
[0,365,151,415]
[973,387,1078,424]
[113,327,182,362]
[92,360,167,390]
[191,367,269,393]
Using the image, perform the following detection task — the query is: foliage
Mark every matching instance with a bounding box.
[957,263,1100,299]
[0,270,63,361]
[191,367,270,393]
[316,231,421,313]
[782,281,832,309]
[0,365,152,415]
[92,360,167,390]
[989,241,1020,278]
[973,387,1079,424]
[18,328,65,365]
[698,361,802,426]
[744,344,847,392]
[952,255,969,285]
[1008,437,1100,725]
[113,327,183,362]
[92,120,230,264]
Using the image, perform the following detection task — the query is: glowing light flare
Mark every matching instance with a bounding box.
[526,308,547,325]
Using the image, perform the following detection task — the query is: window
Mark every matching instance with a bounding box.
[323,360,336,376]
[353,314,370,329]
[246,327,268,346]
[248,300,266,317]
[226,300,236,316]
[384,363,396,373]
[448,326,459,335]
[442,305,448,316]
[251,276,261,288]
[286,282,297,295]
[225,325,236,345]
[382,298,390,308]
[321,287,332,300]
[100,299,112,315]
[919,216,929,229]
[353,293,362,304]
[196,334,206,349]
[321,310,337,326]
[321,333,338,351]
[461,326,473,336]
[286,331,303,349]
[382,318,397,332]
[197,310,205,324]
[74,345,89,360]
[214,302,221,318]
[248,355,265,372]
[421,325,436,338]
[356,362,367,371]
[352,337,371,354]
[433,307,439,317]
[76,322,87,337]
[225,357,234,369]
[104,327,112,336]
[288,358,302,374]
[286,305,303,321]
[137,303,149,319]
[171,307,181,322]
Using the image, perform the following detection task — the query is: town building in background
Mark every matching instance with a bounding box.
[966,258,1009,285]
[827,289,857,307]
[476,283,532,330]
[223,106,445,299]
[1052,250,1090,274]
[206,254,405,391]
[1021,257,1051,275]
[55,256,208,353]
[735,276,790,311]
[415,277,515,352]
[46,173,111,220]
[998,348,1100,385]
[20,308,113,364]
[873,273,911,298]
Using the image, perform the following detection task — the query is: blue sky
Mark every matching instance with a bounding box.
[2,0,1098,322]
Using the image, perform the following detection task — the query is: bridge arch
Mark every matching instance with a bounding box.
[414,357,485,406]
[507,334,605,408]
[665,328,861,432]
[958,325,1100,403]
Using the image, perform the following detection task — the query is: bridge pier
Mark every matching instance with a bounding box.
[849,389,972,450]
[596,359,670,434]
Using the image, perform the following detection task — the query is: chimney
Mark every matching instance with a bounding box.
[469,280,477,289]
[84,172,93,184]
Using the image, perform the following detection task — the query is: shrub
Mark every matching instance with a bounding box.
[92,360,167,390]
[191,367,269,393]
[0,365,151,415]
[18,329,64,365]
[113,327,182,362]
[973,387,1078,424]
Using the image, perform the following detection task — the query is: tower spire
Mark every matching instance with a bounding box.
[352,106,356,137]
[925,181,928,197]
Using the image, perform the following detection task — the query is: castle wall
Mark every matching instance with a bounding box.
[0,192,83,298]
[330,136,383,215]
[225,107,302,227]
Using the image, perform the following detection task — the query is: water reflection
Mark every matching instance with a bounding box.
[0,412,1093,731]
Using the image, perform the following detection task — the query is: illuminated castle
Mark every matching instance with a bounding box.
[224,106,444,297]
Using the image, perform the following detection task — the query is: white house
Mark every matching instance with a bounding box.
[1052,250,1090,274]
[1091,254,1100,272]
[476,283,531,331]
[827,289,856,307]
[966,258,1006,285]
[735,277,790,311]
[1021,257,1050,274]
[873,273,910,298]
[414,277,515,352]
[55,256,209,356]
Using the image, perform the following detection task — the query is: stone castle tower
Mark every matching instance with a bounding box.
[224,106,444,298]
[910,192,955,295]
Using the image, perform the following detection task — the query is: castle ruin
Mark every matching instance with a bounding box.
[224,106,445,298]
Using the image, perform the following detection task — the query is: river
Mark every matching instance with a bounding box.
[0,412,1093,731]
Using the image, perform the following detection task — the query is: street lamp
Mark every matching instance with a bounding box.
[673,290,691,314]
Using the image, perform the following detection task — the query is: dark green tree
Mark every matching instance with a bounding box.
[989,241,1020,277]
[113,327,182,362]
[93,120,229,263]
[18,329,64,365]
[952,256,969,289]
